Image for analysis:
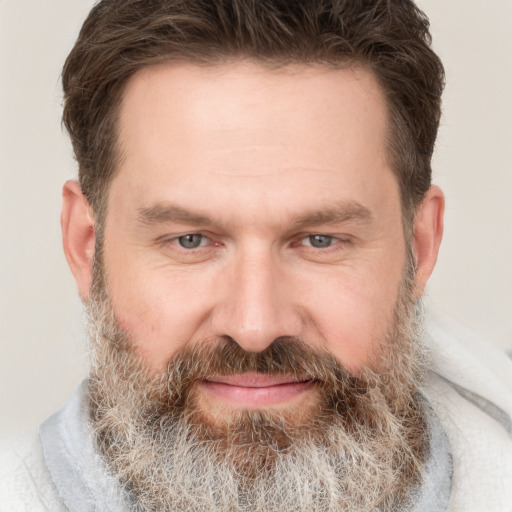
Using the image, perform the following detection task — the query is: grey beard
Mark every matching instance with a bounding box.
[85,262,429,512]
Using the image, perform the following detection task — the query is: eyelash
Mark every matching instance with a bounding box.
[158,233,214,250]
[299,234,338,249]
[158,232,350,252]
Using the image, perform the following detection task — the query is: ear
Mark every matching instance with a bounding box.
[412,185,445,299]
[61,180,96,298]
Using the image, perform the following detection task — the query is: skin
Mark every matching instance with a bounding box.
[62,61,444,415]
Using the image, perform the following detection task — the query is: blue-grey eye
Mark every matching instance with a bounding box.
[178,234,204,249]
[308,234,333,248]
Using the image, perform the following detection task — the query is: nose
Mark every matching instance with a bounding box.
[210,247,302,353]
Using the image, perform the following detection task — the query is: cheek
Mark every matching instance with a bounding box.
[106,260,216,370]
[298,261,405,370]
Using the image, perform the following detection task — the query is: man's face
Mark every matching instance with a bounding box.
[68,61,443,511]
[103,61,407,411]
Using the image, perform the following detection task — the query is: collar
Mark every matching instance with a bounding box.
[40,381,126,512]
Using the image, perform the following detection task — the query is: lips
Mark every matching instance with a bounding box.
[206,373,310,387]
[199,373,314,407]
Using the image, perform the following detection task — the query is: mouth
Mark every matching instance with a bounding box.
[198,373,314,408]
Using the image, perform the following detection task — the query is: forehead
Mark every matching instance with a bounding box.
[112,60,397,228]
[118,60,389,163]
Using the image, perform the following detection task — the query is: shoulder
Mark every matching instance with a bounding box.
[0,430,65,512]
[424,312,512,512]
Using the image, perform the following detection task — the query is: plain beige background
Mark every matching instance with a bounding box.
[1,0,511,437]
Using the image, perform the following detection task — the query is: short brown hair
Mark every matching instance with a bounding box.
[62,0,444,222]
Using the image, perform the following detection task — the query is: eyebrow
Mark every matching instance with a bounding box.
[137,200,373,230]
[137,204,220,228]
[292,201,373,228]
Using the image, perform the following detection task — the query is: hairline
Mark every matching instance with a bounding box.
[91,56,418,253]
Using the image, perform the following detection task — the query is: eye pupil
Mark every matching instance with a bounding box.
[178,234,203,249]
[309,234,332,248]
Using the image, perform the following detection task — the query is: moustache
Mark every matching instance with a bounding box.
[152,336,369,416]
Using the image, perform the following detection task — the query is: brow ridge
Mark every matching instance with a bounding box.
[137,204,217,227]
[137,200,373,230]
[292,201,373,228]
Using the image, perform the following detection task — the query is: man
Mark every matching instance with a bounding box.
[1,0,511,511]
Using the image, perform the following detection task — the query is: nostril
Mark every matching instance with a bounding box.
[210,263,303,353]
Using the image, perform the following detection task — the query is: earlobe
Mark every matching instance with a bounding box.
[412,185,445,298]
[61,180,96,298]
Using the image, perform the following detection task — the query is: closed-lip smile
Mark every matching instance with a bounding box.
[199,373,314,407]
